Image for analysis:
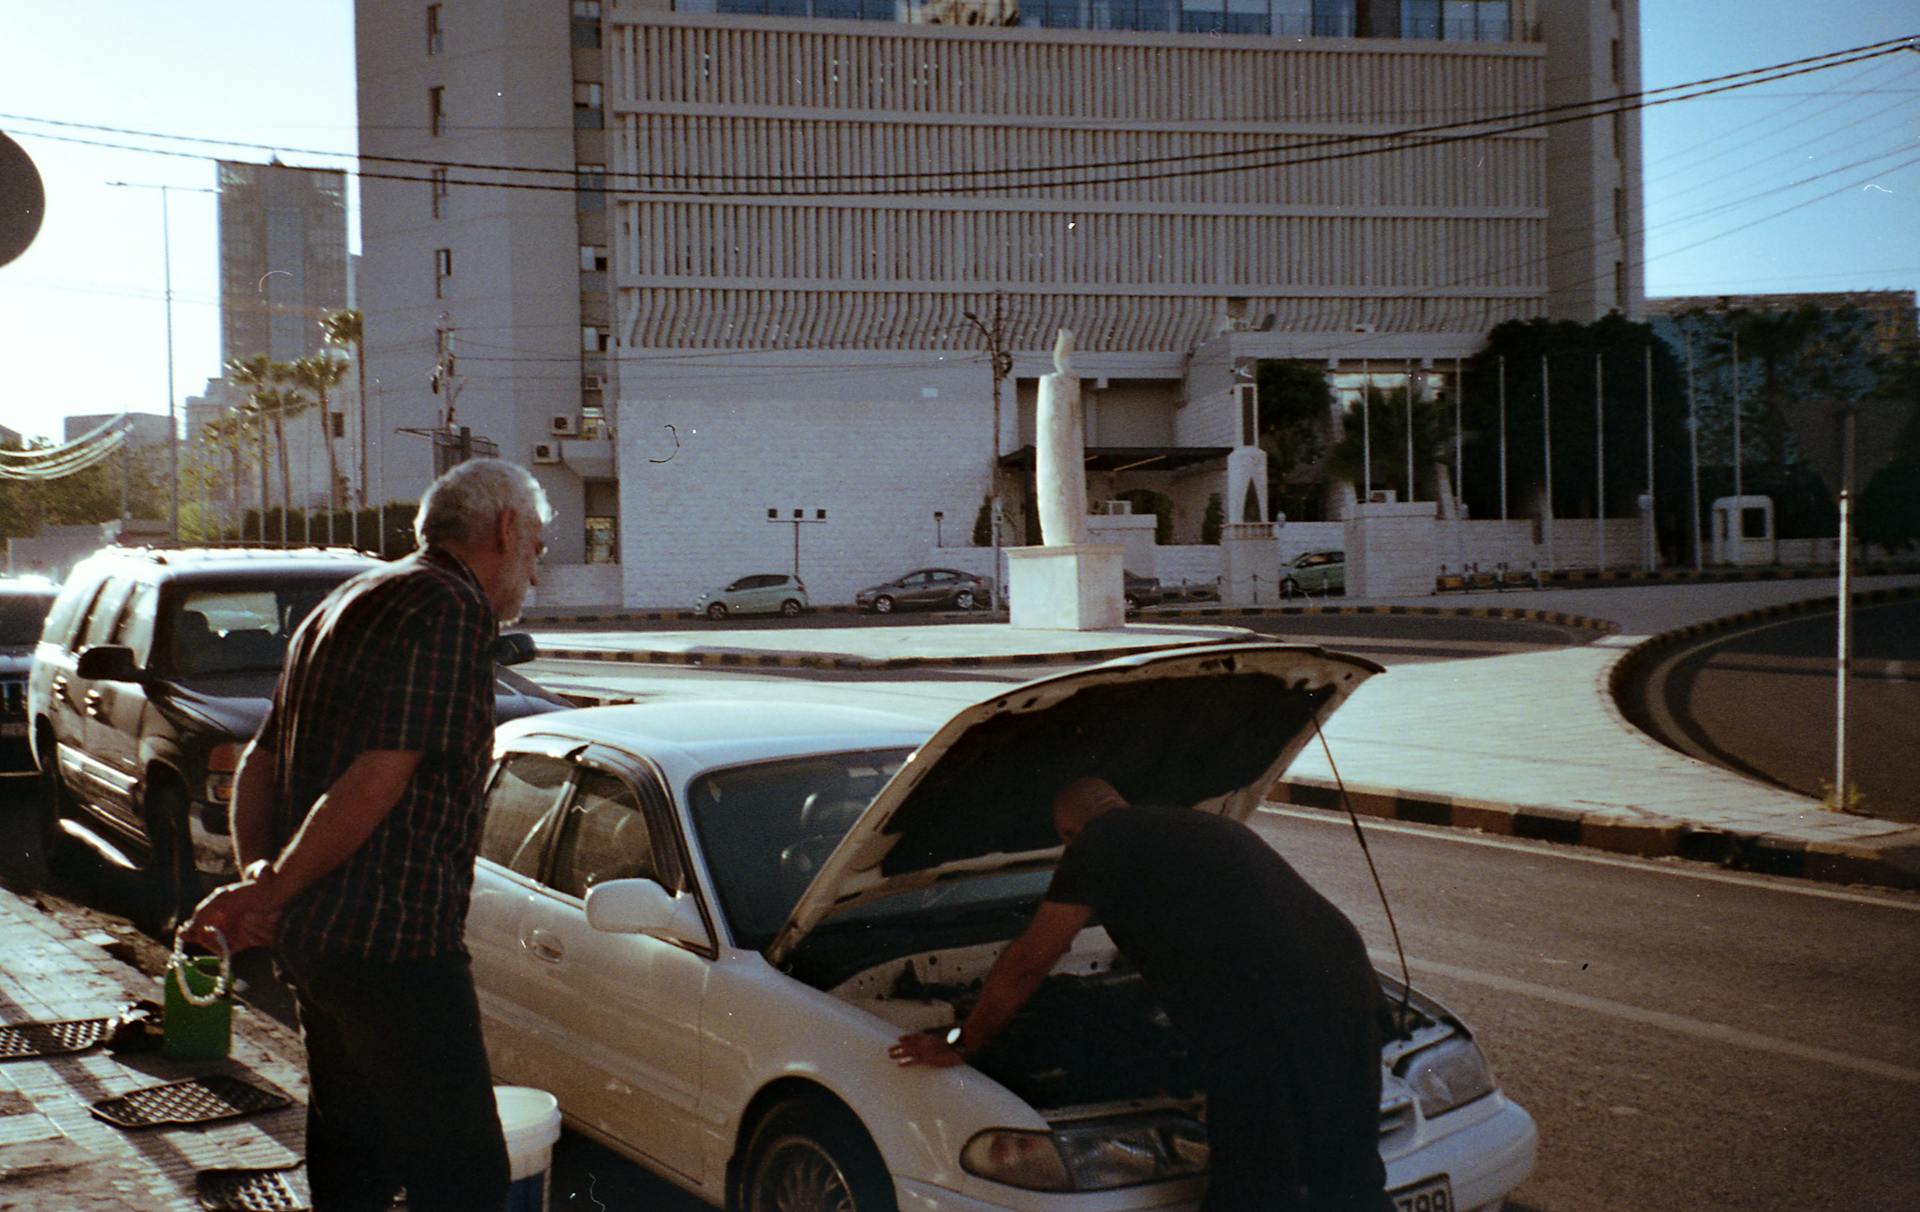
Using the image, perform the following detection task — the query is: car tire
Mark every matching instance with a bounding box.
[707,602,729,621]
[35,735,89,882]
[780,598,802,618]
[1281,576,1299,600]
[138,782,199,939]
[1124,594,1139,610]
[953,589,975,611]
[872,595,894,615]
[738,1094,897,1212]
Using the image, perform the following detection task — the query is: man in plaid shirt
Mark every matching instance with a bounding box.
[186,459,551,1211]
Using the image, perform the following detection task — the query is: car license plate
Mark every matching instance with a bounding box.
[0,722,25,738]
[1391,1175,1453,1212]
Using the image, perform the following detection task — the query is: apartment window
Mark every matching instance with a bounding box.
[1611,38,1622,83]
[330,411,346,439]
[1614,260,1627,311]
[1612,111,1626,161]
[1614,187,1627,238]
[572,1,602,48]
[573,81,604,130]
[430,166,449,218]
[434,247,453,298]
[429,86,446,137]
[426,4,444,54]
[582,325,610,353]
[580,244,609,272]
[576,164,605,213]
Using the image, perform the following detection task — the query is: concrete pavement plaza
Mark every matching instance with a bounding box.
[527,574,1920,890]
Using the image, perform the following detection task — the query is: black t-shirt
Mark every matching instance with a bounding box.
[1046,806,1380,1060]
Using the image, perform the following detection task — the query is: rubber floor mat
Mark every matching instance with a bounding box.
[91,1074,292,1129]
[0,1016,111,1060]
[196,1164,311,1211]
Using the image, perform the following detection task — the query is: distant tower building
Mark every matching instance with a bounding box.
[217,160,349,366]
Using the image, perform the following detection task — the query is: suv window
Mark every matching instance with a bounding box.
[80,578,137,649]
[163,577,351,676]
[116,584,159,666]
[40,571,105,649]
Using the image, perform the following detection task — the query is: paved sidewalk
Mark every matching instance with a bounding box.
[527,574,1920,889]
[0,886,308,1211]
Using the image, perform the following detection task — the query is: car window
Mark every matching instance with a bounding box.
[0,591,56,645]
[549,768,670,899]
[687,747,912,950]
[114,584,159,667]
[165,577,347,675]
[79,578,137,649]
[479,754,573,878]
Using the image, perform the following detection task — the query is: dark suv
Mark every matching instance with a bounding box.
[26,547,569,931]
[2,578,60,772]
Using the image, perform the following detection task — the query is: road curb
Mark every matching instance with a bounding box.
[1145,602,1620,633]
[536,632,1246,673]
[1269,780,1920,891]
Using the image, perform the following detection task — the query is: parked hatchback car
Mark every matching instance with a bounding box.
[26,547,570,931]
[854,567,992,613]
[2,577,60,772]
[467,644,1536,1211]
[1282,549,1346,597]
[695,573,808,620]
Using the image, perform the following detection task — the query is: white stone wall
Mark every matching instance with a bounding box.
[1343,503,1440,598]
[528,564,624,610]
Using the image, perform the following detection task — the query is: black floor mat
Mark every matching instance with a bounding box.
[196,1164,311,1211]
[91,1074,292,1130]
[0,1016,111,1060]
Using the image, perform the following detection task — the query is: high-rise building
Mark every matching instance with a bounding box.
[356,0,1643,606]
[217,160,350,367]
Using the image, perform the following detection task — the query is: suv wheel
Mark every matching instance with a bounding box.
[139,783,199,939]
[35,737,88,881]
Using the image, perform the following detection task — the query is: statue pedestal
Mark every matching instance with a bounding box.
[1006,544,1126,630]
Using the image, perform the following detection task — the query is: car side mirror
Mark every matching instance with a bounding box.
[76,644,145,683]
[585,878,708,946]
[492,632,538,667]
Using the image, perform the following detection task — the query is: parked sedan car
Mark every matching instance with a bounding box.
[467,644,1537,1212]
[1282,549,1346,597]
[26,547,570,931]
[1122,570,1164,611]
[1,578,59,772]
[695,573,808,620]
[855,567,991,613]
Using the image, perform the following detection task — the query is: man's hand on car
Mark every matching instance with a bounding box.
[889,1029,967,1068]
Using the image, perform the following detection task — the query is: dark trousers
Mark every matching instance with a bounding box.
[278,948,509,1212]
[1199,1027,1393,1212]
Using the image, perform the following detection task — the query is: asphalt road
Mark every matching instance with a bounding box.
[1255,807,1920,1212]
[1617,600,1919,822]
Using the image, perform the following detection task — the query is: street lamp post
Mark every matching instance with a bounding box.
[963,298,1013,606]
[107,180,206,544]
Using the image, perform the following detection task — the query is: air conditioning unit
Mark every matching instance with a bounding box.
[532,442,561,465]
[581,374,606,393]
[1099,500,1132,515]
[550,414,580,438]
[1368,489,1397,504]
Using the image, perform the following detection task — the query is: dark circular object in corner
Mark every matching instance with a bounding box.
[0,132,48,268]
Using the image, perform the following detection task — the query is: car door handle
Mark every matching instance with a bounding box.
[522,928,565,964]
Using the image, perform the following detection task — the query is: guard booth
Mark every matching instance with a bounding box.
[1710,495,1776,566]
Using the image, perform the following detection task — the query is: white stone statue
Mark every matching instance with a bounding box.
[1035,329,1087,547]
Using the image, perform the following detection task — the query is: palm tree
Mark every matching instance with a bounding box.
[224,356,277,539]
[320,309,366,508]
[196,411,257,540]
[290,353,350,540]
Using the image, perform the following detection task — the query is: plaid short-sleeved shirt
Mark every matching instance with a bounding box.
[260,546,497,961]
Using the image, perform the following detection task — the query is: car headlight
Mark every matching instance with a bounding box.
[1396,1035,1496,1118]
[962,1116,1208,1193]
[205,741,242,805]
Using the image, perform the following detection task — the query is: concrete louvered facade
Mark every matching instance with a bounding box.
[355,0,1641,608]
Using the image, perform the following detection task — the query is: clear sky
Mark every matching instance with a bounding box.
[0,2,1915,443]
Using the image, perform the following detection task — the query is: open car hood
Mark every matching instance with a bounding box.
[766,642,1381,967]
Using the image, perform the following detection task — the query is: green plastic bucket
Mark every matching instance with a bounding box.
[163,930,232,1061]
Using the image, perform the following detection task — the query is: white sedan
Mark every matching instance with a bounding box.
[466,643,1537,1211]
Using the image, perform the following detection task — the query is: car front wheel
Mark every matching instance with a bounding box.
[739,1095,897,1212]
[872,595,894,614]
[953,589,975,611]
[780,598,802,617]
[707,602,729,621]
[139,782,199,939]
[35,736,88,881]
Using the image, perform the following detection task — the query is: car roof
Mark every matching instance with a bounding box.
[497,697,932,772]
[72,546,381,583]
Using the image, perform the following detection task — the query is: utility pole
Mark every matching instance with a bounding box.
[1834,404,1858,810]
[962,295,1013,605]
[1643,344,1655,572]
[1686,332,1702,570]
[1497,355,1508,521]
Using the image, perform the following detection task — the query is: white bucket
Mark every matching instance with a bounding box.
[494,1085,562,1212]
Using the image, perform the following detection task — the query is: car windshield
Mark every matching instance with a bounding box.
[0,592,56,645]
[687,747,914,950]
[162,574,355,675]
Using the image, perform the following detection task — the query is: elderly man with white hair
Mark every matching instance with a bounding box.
[186,458,552,1211]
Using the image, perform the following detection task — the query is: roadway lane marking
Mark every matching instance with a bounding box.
[1381,950,1920,1087]
[1259,806,1920,913]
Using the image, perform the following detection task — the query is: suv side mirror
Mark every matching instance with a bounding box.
[76,644,145,683]
[491,632,538,667]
